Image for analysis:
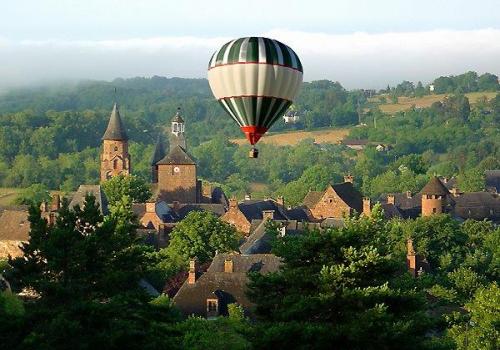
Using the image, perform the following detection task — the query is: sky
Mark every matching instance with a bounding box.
[0,0,499,90]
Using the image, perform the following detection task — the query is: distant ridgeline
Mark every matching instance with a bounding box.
[0,73,498,198]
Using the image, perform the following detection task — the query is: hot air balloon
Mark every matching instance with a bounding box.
[207,37,303,158]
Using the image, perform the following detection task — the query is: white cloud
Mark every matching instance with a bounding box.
[0,29,499,90]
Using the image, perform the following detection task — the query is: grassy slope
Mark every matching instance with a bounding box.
[0,188,22,206]
[230,128,350,146]
[373,91,497,114]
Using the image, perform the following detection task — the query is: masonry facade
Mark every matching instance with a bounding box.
[100,103,130,181]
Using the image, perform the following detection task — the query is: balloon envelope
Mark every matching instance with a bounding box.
[207,37,303,145]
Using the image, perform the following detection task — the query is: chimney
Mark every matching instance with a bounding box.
[262,210,275,221]
[145,201,156,213]
[172,201,180,212]
[450,187,462,197]
[362,197,371,217]
[244,194,252,201]
[50,194,61,211]
[229,197,238,209]
[224,258,233,273]
[48,212,57,226]
[387,194,395,205]
[40,201,49,212]
[276,196,285,207]
[188,258,198,284]
[442,177,448,184]
[406,238,417,277]
[343,174,354,183]
[406,191,412,199]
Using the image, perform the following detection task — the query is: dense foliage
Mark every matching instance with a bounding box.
[0,72,498,203]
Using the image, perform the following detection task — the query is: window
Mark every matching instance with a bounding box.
[114,146,118,152]
[207,299,218,314]
[432,208,437,214]
[113,158,119,169]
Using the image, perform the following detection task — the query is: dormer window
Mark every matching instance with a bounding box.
[206,298,219,318]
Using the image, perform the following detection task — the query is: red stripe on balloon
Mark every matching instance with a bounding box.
[240,125,268,145]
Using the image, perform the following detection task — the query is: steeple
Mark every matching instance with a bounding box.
[102,103,128,141]
[100,103,131,182]
[170,107,186,150]
[151,134,166,166]
[151,134,166,183]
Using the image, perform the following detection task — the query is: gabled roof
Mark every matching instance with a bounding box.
[454,192,500,221]
[69,185,109,215]
[0,208,30,241]
[237,200,289,222]
[303,191,323,209]
[330,182,363,213]
[102,103,128,141]
[421,177,450,196]
[151,134,166,166]
[156,145,195,165]
[173,253,281,318]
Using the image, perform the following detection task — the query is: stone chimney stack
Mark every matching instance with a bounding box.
[406,238,417,277]
[224,258,233,273]
[450,187,462,197]
[343,174,354,184]
[188,258,198,284]
[387,194,395,205]
[40,201,49,213]
[362,197,371,217]
[262,210,275,221]
[276,196,285,207]
[244,194,252,201]
[406,191,412,199]
[145,201,155,213]
[229,197,238,209]
[50,194,61,211]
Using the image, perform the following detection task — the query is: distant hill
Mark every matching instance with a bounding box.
[371,91,497,114]
[230,128,350,146]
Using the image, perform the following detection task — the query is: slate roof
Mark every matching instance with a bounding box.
[330,182,363,213]
[150,134,166,166]
[173,253,281,318]
[485,170,500,193]
[69,185,109,215]
[102,103,128,141]
[156,145,195,165]
[237,200,289,222]
[454,192,500,221]
[285,206,311,221]
[303,191,323,209]
[380,203,403,219]
[421,177,450,196]
[0,208,30,241]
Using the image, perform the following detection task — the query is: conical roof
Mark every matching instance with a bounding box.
[102,103,128,140]
[421,177,450,196]
[172,108,184,123]
[156,145,195,165]
[151,134,166,166]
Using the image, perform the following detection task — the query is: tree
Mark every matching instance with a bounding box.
[448,283,499,350]
[165,211,239,265]
[5,195,181,349]
[102,174,151,205]
[247,208,435,349]
[15,183,51,206]
[458,168,485,192]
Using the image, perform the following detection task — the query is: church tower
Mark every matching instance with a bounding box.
[170,107,187,150]
[153,108,199,203]
[151,134,166,183]
[100,103,131,182]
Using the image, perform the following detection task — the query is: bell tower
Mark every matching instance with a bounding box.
[170,107,187,150]
[100,103,131,182]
